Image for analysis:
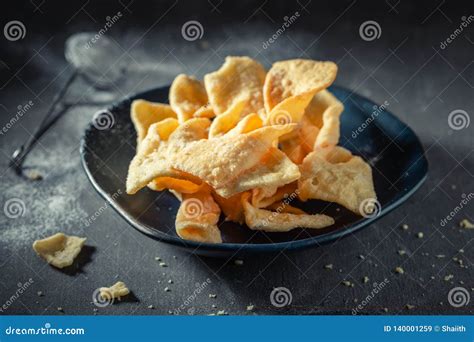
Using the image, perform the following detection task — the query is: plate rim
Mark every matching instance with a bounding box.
[80,85,429,253]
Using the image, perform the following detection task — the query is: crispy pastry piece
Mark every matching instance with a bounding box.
[175,189,222,243]
[241,193,334,232]
[131,100,177,147]
[126,118,210,194]
[204,56,266,116]
[298,146,376,214]
[169,74,208,122]
[263,59,338,112]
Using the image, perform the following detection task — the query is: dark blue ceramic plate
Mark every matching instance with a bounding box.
[80,85,428,257]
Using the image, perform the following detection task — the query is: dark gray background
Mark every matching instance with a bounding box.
[0,0,473,315]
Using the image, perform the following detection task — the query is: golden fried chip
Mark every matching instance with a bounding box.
[148,177,202,193]
[298,146,376,214]
[194,105,215,119]
[204,56,266,116]
[126,118,210,194]
[225,113,263,136]
[263,59,338,112]
[213,192,246,224]
[172,124,296,196]
[242,193,334,232]
[131,100,177,147]
[33,233,86,269]
[175,189,222,243]
[209,100,247,138]
[251,182,298,208]
[305,90,344,148]
[217,148,300,198]
[169,74,208,122]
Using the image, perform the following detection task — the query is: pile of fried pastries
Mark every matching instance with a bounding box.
[126,57,377,243]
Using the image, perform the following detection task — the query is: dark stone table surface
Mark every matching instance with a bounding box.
[0,0,472,315]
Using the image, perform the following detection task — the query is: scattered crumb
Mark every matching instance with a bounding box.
[164,287,171,292]
[459,249,464,253]
[444,274,454,281]
[435,254,445,258]
[341,280,353,287]
[211,304,217,308]
[93,308,98,313]
[362,276,369,283]
[25,169,43,181]
[358,255,365,260]
[234,259,244,266]
[168,280,173,284]
[148,305,154,309]
[395,266,404,274]
[216,310,228,315]
[383,308,388,313]
[209,294,217,298]
[406,304,415,310]
[324,264,333,270]
[154,257,162,261]
[398,250,406,256]
[353,298,358,303]
[431,276,435,279]
[460,219,474,229]
[416,232,424,239]
[57,307,64,312]
[173,256,177,259]
[37,291,44,297]
[246,305,255,311]
[159,262,167,267]
[402,224,409,230]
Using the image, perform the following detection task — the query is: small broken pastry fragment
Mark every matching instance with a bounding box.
[241,193,334,232]
[298,146,376,214]
[169,74,208,122]
[204,56,266,117]
[175,188,222,243]
[99,281,130,301]
[130,100,177,147]
[32,233,86,268]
